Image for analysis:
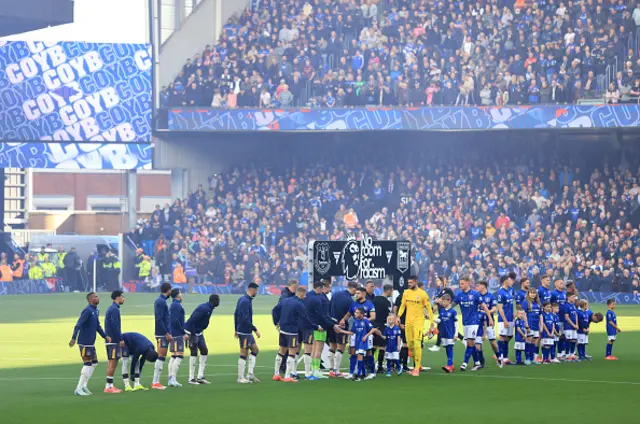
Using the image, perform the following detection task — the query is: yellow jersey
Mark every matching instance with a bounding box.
[398,288,434,325]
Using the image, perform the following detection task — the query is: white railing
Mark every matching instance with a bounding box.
[11,230,57,249]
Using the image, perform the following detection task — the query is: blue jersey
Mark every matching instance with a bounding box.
[496,287,514,323]
[122,332,154,356]
[562,302,578,328]
[522,300,542,331]
[454,290,484,326]
[438,308,458,339]
[577,309,593,334]
[352,318,373,351]
[541,312,555,338]
[185,302,216,335]
[537,286,552,305]
[349,299,375,320]
[105,302,122,343]
[169,299,185,337]
[72,304,106,346]
[478,292,496,324]
[330,290,354,321]
[606,310,617,336]
[234,294,257,335]
[552,313,560,334]
[514,318,527,342]
[154,294,170,336]
[515,289,527,307]
[383,325,402,353]
[551,289,567,308]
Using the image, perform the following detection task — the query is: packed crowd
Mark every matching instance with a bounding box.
[126,138,640,294]
[159,0,640,109]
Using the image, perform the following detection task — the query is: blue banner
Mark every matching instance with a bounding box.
[0,142,152,169]
[0,41,152,142]
[168,105,640,132]
[0,278,61,295]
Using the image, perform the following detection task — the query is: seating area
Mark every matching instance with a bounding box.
[160,0,640,109]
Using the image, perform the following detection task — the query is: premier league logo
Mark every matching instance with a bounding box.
[314,242,331,275]
[397,241,410,273]
[341,234,361,281]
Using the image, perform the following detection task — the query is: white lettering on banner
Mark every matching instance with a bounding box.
[134,50,152,71]
[358,235,386,280]
[26,41,58,54]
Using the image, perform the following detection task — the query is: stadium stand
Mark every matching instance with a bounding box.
[121,137,640,295]
[159,0,640,109]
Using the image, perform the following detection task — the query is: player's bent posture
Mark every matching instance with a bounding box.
[272,286,324,382]
[304,281,337,380]
[381,314,403,377]
[496,275,515,367]
[453,277,493,371]
[235,282,261,383]
[152,283,173,390]
[122,332,159,390]
[561,292,579,362]
[70,292,111,396]
[435,295,457,373]
[104,290,128,393]
[339,286,376,379]
[397,276,434,376]
[185,294,221,384]
[605,299,621,360]
[168,288,186,387]
[327,281,357,377]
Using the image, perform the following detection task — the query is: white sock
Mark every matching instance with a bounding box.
[121,357,131,387]
[296,353,303,366]
[304,354,311,377]
[76,366,91,391]
[86,363,97,386]
[134,377,140,386]
[152,359,165,384]
[189,356,197,381]
[248,353,256,376]
[173,357,183,381]
[197,355,207,379]
[238,357,246,380]
[334,351,343,373]
[328,351,335,371]
[285,356,294,378]
[275,354,283,375]
[167,357,175,380]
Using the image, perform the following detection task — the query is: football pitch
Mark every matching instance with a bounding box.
[1,293,639,424]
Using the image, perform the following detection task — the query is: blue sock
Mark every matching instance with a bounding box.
[478,349,485,366]
[395,360,401,371]
[472,349,480,364]
[516,350,522,363]
[497,341,504,359]
[503,341,509,361]
[606,343,612,357]
[535,344,540,359]
[524,343,531,361]
[367,355,375,373]
[349,355,357,374]
[551,343,557,359]
[543,347,549,361]
[357,359,365,377]
[446,346,453,366]
[569,342,575,356]
[463,346,474,364]
[386,360,393,372]
[579,344,585,357]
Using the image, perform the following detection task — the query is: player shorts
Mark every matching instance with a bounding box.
[327,325,349,345]
[373,331,385,347]
[155,335,170,349]
[527,330,540,338]
[302,329,314,345]
[405,323,424,343]
[349,334,373,350]
[486,326,496,341]
[497,322,515,337]
[385,351,400,360]
[463,325,478,340]
[514,341,525,351]
[577,334,589,345]
[440,338,455,347]
[170,338,185,354]
[188,333,207,351]
[564,329,577,340]
[78,345,97,360]
[608,335,617,341]
[554,335,559,342]
[106,343,129,360]
[238,333,256,349]
[279,332,298,349]
[542,338,554,346]
[313,330,327,343]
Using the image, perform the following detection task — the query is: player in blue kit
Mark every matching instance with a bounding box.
[272,286,323,382]
[380,314,403,377]
[515,278,529,308]
[104,290,128,393]
[496,275,514,367]
[452,277,493,371]
[350,307,379,382]
[513,310,527,365]
[122,332,159,391]
[577,299,593,361]
[561,292,579,362]
[522,288,542,365]
[605,299,621,360]
[339,286,376,379]
[328,281,358,377]
[436,295,458,373]
[185,294,220,384]
[537,276,552,305]
[474,281,498,370]
[551,303,561,363]
[152,282,173,390]
[551,279,568,359]
[168,288,186,387]
[234,283,261,384]
[540,302,555,364]
[69,292,111,396]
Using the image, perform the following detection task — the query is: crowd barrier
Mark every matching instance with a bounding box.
[0,278,63,295]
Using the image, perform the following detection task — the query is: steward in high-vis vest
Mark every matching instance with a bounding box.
[102,249,121,291]
[40,257,57,278]
[12,253,25,280]
[28,261,44,279]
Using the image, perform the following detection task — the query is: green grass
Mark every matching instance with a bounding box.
[1,293,639,424]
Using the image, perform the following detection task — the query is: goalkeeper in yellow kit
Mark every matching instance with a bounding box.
[397,276,434,376]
